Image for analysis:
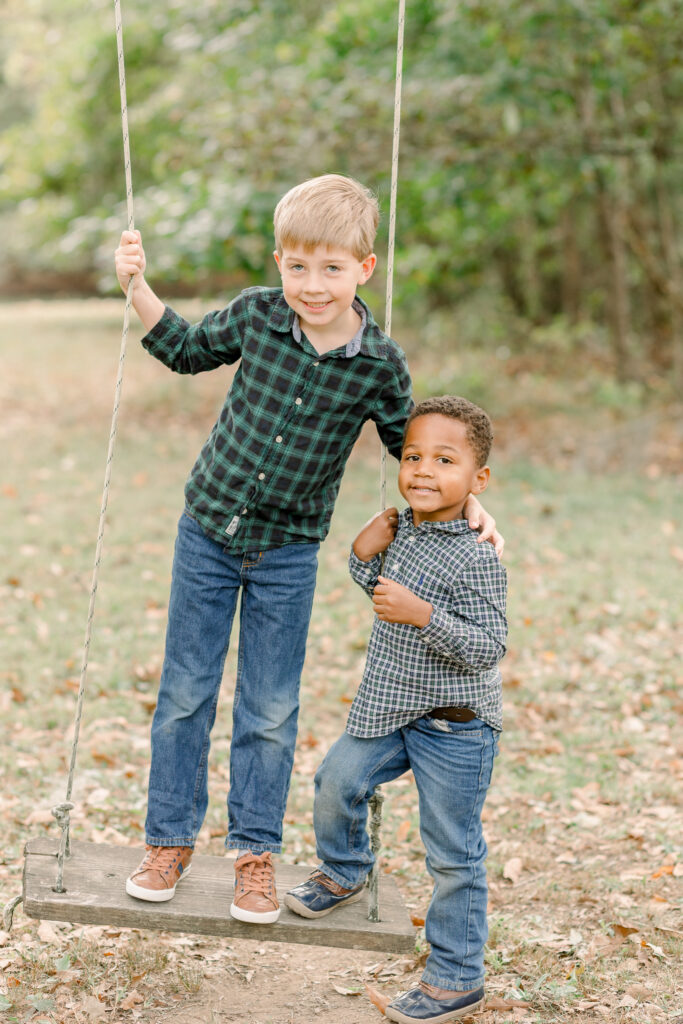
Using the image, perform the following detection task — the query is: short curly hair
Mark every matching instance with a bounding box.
[404,395,493,467]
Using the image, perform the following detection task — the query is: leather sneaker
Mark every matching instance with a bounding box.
[125,845,193,902]
[285,869,364,919]
[230,851,280,924]
[386,986,485,1023]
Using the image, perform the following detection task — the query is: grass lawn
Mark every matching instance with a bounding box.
[0,299,681,1023]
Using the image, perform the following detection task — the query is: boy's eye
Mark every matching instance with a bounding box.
[437,457,453,464]
[326,265,341,273]
[405,454,420,462]
[290,264,304,272]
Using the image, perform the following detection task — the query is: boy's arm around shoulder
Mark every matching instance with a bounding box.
[419,542,508,671]
[371,344,413,460]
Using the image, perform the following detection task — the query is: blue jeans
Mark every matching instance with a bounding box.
[146,512,319,852]
[314,717,498,990]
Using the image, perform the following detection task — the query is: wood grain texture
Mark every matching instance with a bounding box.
[23,838,415,952]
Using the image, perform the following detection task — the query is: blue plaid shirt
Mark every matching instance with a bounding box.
[346,508,507,736]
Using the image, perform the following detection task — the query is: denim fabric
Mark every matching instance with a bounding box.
[314,717,498,990]
[146,511,319,852]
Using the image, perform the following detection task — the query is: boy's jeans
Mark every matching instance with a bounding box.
[314,717,498,991]
[145,511,319,852]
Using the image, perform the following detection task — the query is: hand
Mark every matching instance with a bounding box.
[463,494,505,558]
[353,507,399,562]
[372,575,433,628]
[114,229,146,294]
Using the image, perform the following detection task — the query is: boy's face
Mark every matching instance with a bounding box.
[273,245,376,337]
[398,414,490,525]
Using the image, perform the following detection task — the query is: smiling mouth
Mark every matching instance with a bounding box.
[411,486,438,494]
[302,300,331,310]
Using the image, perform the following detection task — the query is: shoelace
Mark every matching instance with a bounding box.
[237,855,275,894]
[142,846,183,875]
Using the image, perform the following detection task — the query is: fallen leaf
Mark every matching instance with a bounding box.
[651,864,674,879]
[365,984,389,1015]
[486,996,531,1009]
[332,984,363,996]
[120,989,143,1010]
[410,913,425,927]
[37,921,61,943]
[503,857,524,884]
[396,820,412,842]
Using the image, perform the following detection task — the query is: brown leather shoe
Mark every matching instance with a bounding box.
[230,851,280,923]
[125,845,193,902]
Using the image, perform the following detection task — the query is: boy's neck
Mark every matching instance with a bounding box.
[410,506,466,527]
[300,304,362,355]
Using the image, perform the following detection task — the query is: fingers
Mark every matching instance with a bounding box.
[115,232,145,281]
[475,526,505,558]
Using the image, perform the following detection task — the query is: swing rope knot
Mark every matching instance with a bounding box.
[51,802,75,892]
[51,802,75,828]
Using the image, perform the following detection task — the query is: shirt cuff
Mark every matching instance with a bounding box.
[419,606,470,659]
[141,305,186,348]
[348,549,381,585]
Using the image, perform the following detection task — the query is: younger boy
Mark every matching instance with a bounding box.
[114,176,501,924]
[286,396,507,1022]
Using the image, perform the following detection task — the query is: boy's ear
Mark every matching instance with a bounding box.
[273,250,282,273]
[359,253,377,283]
[470,466,490,495]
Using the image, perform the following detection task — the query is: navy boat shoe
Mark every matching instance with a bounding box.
[386,985,485,1023]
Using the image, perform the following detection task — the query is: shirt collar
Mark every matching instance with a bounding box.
[266,290,391,359]
[397,507,474,535]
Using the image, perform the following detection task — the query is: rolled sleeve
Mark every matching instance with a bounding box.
[419,556,507,669]
[348,550,381,598]
[419,607,506,669]
[141,299,244,374]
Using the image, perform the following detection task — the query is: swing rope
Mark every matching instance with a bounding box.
[379,0,406,513]
[49,0,406,917]
[368,0,406,922]
[51,0,135,893]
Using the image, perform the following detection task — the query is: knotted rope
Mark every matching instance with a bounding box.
[51,0,135,893]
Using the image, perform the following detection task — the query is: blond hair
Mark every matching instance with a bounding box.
[273,174,379,260]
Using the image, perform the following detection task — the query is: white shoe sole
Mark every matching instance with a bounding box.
[284,888,363,919]
[229,902,281,924]
[125,863,191,902]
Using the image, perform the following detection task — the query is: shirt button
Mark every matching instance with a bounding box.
[313,361,319,366]
[242,508,248,514]
[408,536,416,543]
[258,473,265,481]
[295,397,302,405]
[392,564,400,571]
[275,435,283,443]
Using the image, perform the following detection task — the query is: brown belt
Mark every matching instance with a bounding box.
[429,706,476,723]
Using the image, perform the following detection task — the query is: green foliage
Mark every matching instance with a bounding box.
[0,0,681,383]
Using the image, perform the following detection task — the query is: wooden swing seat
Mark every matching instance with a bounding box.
[23,837,415,953]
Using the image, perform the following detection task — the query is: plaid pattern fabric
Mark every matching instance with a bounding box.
[346,509,507,736]
[142,287,412,551]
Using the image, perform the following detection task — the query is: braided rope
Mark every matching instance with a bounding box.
[379,0,406,513]
[368,0,406,925]
[52,0,135,893]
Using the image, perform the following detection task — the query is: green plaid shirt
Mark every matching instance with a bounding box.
[141,287,412,552]
[346,509,507,736]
